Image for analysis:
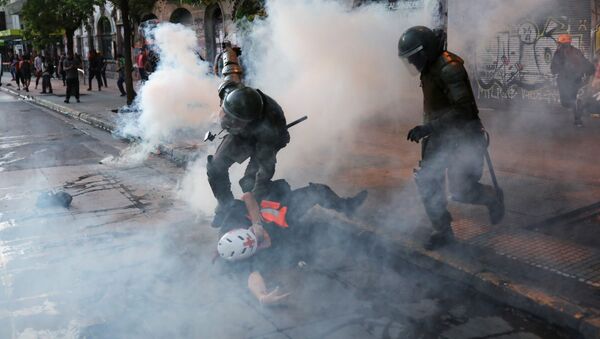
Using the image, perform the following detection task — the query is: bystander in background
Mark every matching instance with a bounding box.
[551,34,595,127]
[41,56,54,94]
[63,52,80,103]
[116,53,127,97]
[87,50,102,91]
[19,54,32,92]
[136,48,148,82]
[34,52,42,89]
[99,51,108,87]
[58,53,66,86]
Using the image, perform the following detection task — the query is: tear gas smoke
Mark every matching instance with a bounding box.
[177,0,434,216]
[113,23,221,213]
[118,23,220,154]
[240,0,430,178]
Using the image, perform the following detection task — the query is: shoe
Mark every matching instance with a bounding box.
[41,91,46,94]
[25,88,29,92]
[87,88,91,91]
[344,190,368,217]
[49,91,53,94]
[76,99,81,103]
[424,229,455,251]
[574,119,584,128]
[64,100,69,103]
[487,188,505,225]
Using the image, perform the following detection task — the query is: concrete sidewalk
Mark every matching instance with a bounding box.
[2,77,600,337]
[0,77,202,165]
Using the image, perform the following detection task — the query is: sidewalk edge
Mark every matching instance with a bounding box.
[0,86,192,166]
[308,207,599,339]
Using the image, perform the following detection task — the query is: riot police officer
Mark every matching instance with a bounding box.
[207,85,290,228]
[398,26,504,250]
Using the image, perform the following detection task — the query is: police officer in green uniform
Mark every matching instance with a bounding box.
[208,85,290,227]
[398,26,504,250]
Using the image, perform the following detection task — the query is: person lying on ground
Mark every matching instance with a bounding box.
[215,179,368,305]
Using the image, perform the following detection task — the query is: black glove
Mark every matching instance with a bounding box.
[407,124,433,143]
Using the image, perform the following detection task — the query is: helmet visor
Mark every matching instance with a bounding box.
[399,45,427,75]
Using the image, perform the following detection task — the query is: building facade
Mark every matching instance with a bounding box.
[0,0,26,56]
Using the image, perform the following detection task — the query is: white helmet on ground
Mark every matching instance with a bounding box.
[217,228,258,261]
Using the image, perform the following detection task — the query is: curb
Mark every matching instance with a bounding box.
[305,207,600,339]
[0,86,193,167]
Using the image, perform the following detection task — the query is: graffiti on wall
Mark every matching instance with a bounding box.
[475,16,589,103]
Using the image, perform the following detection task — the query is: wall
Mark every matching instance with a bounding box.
[448,0,592,107]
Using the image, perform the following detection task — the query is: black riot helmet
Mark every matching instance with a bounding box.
[222,86,264,122]
[398,26,444,73]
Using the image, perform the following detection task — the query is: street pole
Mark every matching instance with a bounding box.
[120,0,135,106]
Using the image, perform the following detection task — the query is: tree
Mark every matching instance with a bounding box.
[21,0,103,56]
[106,0,155,105]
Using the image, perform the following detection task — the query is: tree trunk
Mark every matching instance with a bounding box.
[66,29,75,56]
[121,0,135,105]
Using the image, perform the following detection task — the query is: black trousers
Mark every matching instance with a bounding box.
[88,70,102,90]
[42,75,52,93]
[414,130,497,232]
[117,75,126,95]
[65,78,79,101]
[207,134,286,205]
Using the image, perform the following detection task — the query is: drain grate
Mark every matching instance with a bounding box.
[452,217,600,288]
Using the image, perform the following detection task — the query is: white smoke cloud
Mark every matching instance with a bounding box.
[240,0,429,179]
[119,23,220,151]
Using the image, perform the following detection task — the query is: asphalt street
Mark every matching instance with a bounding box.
[0,91,575,338]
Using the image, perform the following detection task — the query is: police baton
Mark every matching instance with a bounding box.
[483,130,501,198]
[285,115,308,129]
[204,115,308,142]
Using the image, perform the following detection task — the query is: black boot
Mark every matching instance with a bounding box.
[424,228,455,251]
[487,188,505,225]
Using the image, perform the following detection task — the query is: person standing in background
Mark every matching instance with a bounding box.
[137,48,148,82]
[116,53,127,97]
[19,54,32,92]
[58,53,66,86]
[87,50,102,91]
[63,52,80,103]
[34,52,43,90]
[41,56,54,94]
[551,34,595,127]
[99,51,108,87]
[14,54,21,90]
[8,51,15,81]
